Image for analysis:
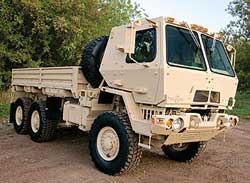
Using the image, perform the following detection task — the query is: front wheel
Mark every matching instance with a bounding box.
[162,141,207,162]
[89,112,142,175]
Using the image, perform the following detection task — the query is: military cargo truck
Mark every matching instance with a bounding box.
[10,17,239,175]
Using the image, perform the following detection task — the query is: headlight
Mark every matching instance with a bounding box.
[172,118,184,131]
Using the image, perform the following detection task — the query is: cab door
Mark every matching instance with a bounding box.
[100,22,162,105]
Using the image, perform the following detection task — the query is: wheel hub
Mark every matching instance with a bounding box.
[15,106,23,126]
[171,143,189,151]
[31,110,40,133]
[97,126,120,161]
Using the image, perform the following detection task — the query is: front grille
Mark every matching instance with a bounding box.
[193,90,209,102]
[140,105,166,120]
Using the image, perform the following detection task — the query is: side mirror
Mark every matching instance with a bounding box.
[116,22,137,54]
[226,44,236,68]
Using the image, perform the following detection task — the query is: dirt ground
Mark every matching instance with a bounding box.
[0,120,250,183]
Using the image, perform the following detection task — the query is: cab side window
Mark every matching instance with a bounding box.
[126,28,156,63]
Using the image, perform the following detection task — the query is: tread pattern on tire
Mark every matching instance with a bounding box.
[80,36,108,88]
[162,141,207,162]
[89,112,142,175]
[118,113,142,174]
[29,101,57,142]
[12,98,32,134]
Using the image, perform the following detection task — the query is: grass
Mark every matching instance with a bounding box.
[228,91,250,119]
[0,103,9,121]
[0,91,11,122]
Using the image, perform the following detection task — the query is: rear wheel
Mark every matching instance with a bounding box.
[12,98,32,134]
[29,101,57,142]
[162,142,207,162]
[89,112,142,175]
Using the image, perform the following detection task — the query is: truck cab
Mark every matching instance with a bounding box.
[100,16,238,146]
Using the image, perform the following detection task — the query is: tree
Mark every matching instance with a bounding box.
[225,0,250,91]
[0,0,145,90]
[226,0,250,41]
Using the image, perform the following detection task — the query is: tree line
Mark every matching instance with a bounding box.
[0,0,144,90]
[0,0,249,91]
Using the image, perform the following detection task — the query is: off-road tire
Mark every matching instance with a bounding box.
[80,36,109,88]
[89,112,142,175]
[162,141,207,162]
[11,98,32,134]
[29,101,57,142]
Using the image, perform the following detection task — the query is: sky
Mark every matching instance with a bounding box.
[132,0,234,33]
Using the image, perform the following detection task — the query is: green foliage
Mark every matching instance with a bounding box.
[234,40,250,90]
[225,0,250,91]
[227,91,250,118]
[226,0,250,41]
[0,0,144,90]
[0,103,9,121]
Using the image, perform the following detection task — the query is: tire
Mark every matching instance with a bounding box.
[80,36,109,88]
[29,101,57,142]
[89,112,142,175]
[11,98,32,134]
[162,141,207,162]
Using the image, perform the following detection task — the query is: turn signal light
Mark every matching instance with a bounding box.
[231,118,238,126]
[165,119,173,128]
[151,117,156,124]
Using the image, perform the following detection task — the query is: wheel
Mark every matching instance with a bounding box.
[162,141,207,162]
[89,112,142,175]
[80,36,109,88]
[29,101,57,142]
[11,98,32,134]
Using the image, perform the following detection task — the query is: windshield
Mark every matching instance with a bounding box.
[166,25,206,71]
[202,35,235,77]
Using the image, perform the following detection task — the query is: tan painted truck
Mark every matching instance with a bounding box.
[10,17,239,175]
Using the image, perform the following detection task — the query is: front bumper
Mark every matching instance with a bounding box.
[151,113,238,145]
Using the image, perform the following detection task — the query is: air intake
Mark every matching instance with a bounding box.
[210,91,220,103]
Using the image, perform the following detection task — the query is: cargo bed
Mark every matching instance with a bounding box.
[12,66,88,98]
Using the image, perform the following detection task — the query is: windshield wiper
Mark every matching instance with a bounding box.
[211,34,216,52]
[184,22,201,48]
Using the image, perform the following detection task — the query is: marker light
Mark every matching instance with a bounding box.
[203,27,208,33]
[166,17,175,23]
[198,26,204,31]
[191,24,198,29]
